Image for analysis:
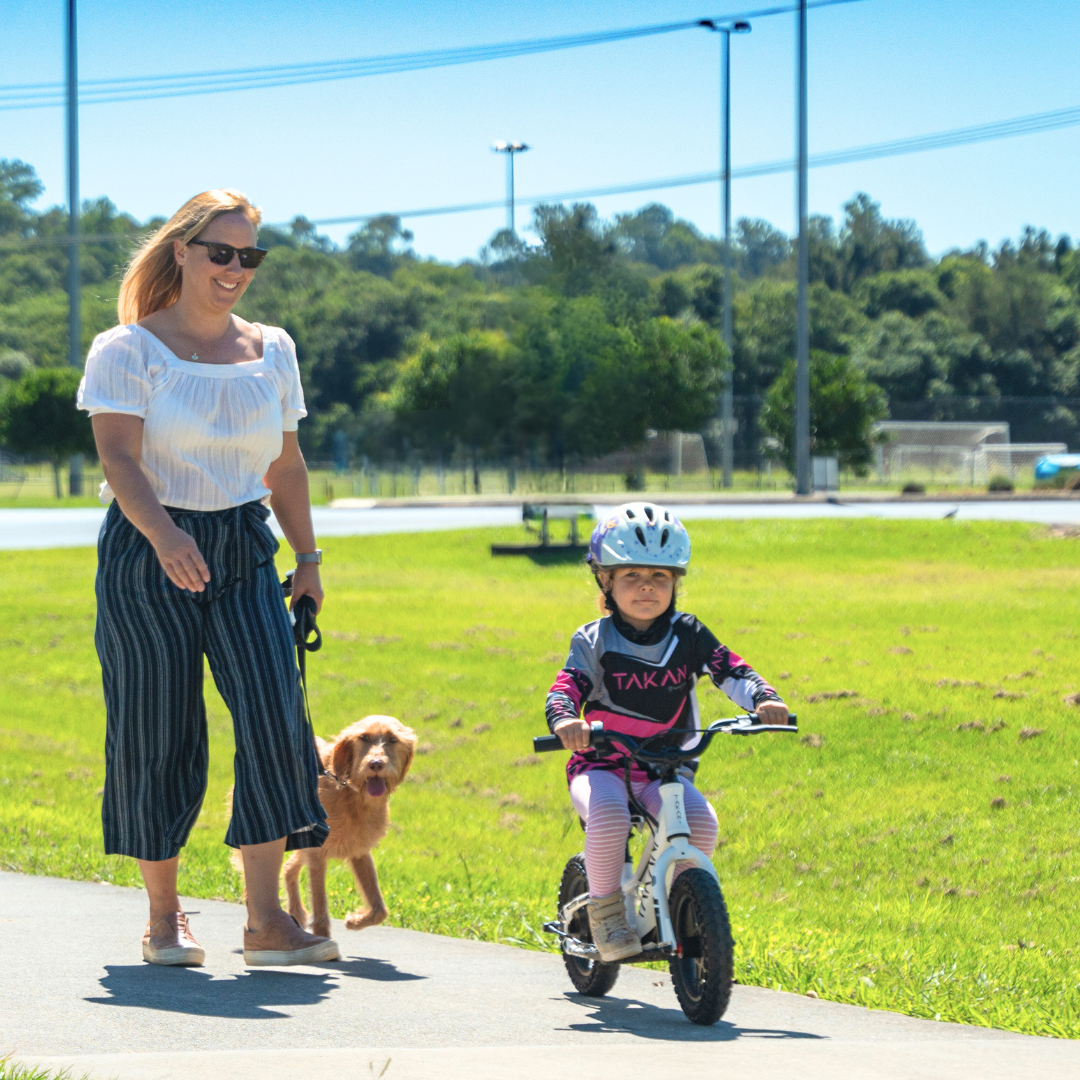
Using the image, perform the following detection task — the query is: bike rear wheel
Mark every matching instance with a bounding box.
[668,868,734,1025]
[558,854,620,997]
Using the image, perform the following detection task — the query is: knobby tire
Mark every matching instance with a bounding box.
[668,868,734,1025]
[558,854,620,997]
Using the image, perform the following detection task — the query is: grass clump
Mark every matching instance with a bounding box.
[2,520,1080,1037]
[0,1055,86,1080]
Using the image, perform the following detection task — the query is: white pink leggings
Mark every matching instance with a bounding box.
[569,770,720,898]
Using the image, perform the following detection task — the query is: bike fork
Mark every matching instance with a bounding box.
[649,781,718,950]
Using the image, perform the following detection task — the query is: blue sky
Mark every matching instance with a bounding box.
[2,0,1079,262]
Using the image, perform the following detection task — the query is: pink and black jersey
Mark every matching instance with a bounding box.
[546,610,780,782]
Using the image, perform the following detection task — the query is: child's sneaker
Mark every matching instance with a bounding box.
[586,891,641,962]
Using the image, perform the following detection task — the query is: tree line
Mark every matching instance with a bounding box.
[2,156,1079,481]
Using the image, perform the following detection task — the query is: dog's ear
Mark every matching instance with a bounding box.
[395,725,417,782]
[331,736,355,782]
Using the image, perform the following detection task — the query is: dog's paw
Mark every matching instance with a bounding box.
[311,919,332,938]
[345,906,388,931]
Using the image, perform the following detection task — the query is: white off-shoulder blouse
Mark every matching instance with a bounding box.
[77,323,307,511]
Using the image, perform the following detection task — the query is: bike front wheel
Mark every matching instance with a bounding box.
[668,868,734,1025]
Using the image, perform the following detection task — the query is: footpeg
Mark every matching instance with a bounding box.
[562,935,600,959]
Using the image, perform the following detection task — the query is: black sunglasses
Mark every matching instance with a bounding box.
[189,239,268,269]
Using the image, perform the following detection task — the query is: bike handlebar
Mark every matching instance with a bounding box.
[532,713,798,762]
[533,733,570,753]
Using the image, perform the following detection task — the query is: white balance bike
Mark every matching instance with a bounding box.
[532,713,797,1026]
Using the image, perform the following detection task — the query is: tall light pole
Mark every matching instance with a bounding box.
[66,0,83,496]
[701,18,750,489]
[795,0,811,495]
[492,141,529,234]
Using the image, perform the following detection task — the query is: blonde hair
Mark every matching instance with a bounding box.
[117,189,262,325]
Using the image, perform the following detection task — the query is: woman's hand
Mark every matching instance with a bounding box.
[264,434,323,614]
[93,414,208,589]
[757,700,790,725]
[289,562,324,614]
[554,718,592,751]
[149,522,211,593]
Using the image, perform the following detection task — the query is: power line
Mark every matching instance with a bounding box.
[0,230,150,249]
[288,102,1080,228]
[3,100,1078,252]
[0,0,861,111]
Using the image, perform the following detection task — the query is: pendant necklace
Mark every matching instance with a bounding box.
[188,321,233,363]
[190,335,220,362]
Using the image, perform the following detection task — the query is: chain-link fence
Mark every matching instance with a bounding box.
[3,395,1077,502]
[874,442,1068,487]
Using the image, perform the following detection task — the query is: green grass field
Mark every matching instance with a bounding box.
[1,519,1078,1037]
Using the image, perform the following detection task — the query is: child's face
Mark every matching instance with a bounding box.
[607,567,675,628]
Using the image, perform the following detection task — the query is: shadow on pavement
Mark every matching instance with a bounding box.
[86,965,339,1019]
[560,993,826,1042]
[324,956,427,982]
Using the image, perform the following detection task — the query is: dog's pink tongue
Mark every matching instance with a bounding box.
[365,777,387,797]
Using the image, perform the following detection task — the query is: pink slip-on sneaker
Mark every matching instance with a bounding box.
[243,909,340,967]
[142,911,205,967]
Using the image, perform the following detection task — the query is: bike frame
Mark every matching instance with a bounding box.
[560,779,715,957]
[544,714,796,962]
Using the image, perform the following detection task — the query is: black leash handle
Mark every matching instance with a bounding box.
[283,572,340,786]
[292,593,322,658]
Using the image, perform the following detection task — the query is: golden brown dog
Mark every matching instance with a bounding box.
[284,714,416,938]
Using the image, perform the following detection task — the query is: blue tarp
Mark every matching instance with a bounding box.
[1035,454,1080,479]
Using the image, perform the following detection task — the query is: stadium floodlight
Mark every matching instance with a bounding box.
[700,18,751,489]
[492,141,530,234]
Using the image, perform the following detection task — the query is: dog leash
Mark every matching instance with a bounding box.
[283,571,343,788]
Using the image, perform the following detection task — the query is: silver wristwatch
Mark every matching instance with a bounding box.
[295,549,322,565]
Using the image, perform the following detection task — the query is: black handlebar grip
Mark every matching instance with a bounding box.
[533,734,564,753]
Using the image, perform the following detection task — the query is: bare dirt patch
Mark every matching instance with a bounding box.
[805,689,859,702]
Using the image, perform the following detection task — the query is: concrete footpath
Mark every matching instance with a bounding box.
[2,872,1077,1079]
[4,496,1080,550]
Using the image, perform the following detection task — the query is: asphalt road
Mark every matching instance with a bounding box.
[3,872,1077,1080]
[2,498,1080,550]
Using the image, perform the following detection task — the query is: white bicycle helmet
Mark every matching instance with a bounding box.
[586,501,691,573]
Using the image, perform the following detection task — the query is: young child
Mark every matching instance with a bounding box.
[546,501,789,962]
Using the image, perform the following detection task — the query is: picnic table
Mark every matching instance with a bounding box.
[490,502,594,555]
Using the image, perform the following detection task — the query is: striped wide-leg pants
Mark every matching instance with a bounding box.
[94,499,328,862]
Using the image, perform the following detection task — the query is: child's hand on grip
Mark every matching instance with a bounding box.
[757,701,790,725]
[554,718,592,751]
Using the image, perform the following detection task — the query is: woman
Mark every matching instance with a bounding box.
[78,189,338,967]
